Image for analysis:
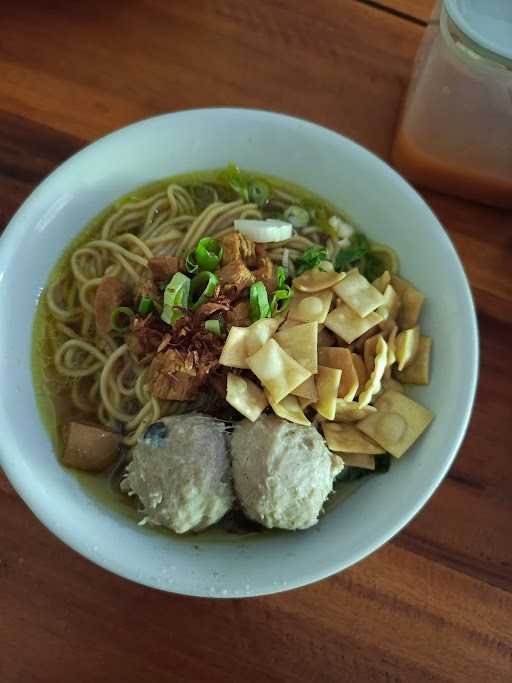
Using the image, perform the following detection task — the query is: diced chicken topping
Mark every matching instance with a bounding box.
[218,259,256,300]
[251,257,278,294]
[221,232,256,266]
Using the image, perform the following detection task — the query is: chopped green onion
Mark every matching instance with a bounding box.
[276,265,287,289]
[248,180,269,207]
[138,296,153,315]
[283,205,309,229]
[194,237,223,272]
[218,162,250,202]
[249,281,271,321]
[204,319,223,336]
[189,183,218,210]
[294,246,328,276]
[161,272,191,325]
[333,233,369,273]
[270,284,293,316]
[189,271,219,311]
[111,306,134,333]
[185,251,199,274]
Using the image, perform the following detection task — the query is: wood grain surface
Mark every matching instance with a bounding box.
[1,2,511,682]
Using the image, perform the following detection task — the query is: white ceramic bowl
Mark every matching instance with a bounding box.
[0,109,478,597]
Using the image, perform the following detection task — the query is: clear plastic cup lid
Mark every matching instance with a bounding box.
[445,0,512,61]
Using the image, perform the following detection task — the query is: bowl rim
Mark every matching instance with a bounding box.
[0,108,479,597]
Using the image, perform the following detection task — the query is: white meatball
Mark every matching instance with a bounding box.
[122,414,234,534]
[231,415,343,530]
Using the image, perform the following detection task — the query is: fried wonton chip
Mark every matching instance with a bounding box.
[397,285,425,329]
[279,317,302,331]
[325,304,383,344]
[293,267,345,293]
[220,318,279,369]
[383,324,399,380]
[351,353,367,395]
[299,396,314,410]
[288,289,333,324]
[245,318,281,357]
[219,326,251,369]
[226,373,268,422]
[342,453,376,470]
[357,389,433,458]
[395,336,432,385]
[291,375,318,401]
[333,268,385,317]
[247,338,311,404]
[323,422,385,454]
[358,336,388,407]
[334,399,377,423]
[377,284,400,321]
[318,347,359,400]
[395,325,420,371]
[363,334,381,373]
[268,393,311,426]
[315,365,342,420]
[275,321,318,374]
[372,270,391,294]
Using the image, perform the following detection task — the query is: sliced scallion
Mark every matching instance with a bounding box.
[111,306,134,333]
[276,265,287,289]
[138,296,153,315]
[185,251,199,274]
[270,284,293,316]
[249,281,271,321]
[194,237,223,272]
[189,271,219,311]
[161,272,191,325]
[204,319,222,336]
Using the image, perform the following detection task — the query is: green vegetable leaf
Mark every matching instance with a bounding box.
[360,252,387,282]
[333,233,369,272]
[294,246,328,276]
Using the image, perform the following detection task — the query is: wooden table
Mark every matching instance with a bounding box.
[1,2,511,681]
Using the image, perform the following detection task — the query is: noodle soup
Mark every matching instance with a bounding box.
[33,166,433,537]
